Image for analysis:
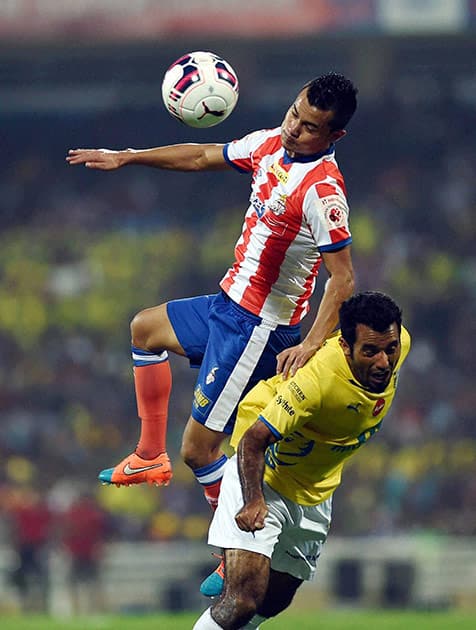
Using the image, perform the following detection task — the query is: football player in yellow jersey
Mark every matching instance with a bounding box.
[194,291,410,630]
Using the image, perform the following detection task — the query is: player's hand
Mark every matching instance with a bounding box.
[276,340,319,379]
[66,148,125,170]
[235,499,268,533]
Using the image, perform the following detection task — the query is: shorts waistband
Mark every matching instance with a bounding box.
[221,291,300,332]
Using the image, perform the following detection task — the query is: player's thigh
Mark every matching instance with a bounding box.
[166,294,216,366]
[131,303,185,354]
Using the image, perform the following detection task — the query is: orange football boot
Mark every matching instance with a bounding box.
[98,451,172,487]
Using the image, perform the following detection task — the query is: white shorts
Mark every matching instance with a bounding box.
[208,455,332,581]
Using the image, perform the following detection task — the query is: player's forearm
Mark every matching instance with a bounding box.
[303,271,354,350]
[120,143,224,171]
[237,432,268,504]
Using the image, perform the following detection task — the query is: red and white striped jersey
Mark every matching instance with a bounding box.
[220,127,352,326]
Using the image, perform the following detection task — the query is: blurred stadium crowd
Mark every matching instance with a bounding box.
[0,46,475,596]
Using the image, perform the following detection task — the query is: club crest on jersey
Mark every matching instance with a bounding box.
[270,161,289,184]
[206,367,219,385]
[268,193,287,216]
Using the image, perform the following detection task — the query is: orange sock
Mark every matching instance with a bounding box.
[132,351,172,459]
[204,479,222,511]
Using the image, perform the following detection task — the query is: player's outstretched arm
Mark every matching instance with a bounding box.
[66,144,229,172]
[66,148,126,170]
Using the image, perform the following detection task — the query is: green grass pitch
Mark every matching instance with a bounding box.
[1,610,475,630]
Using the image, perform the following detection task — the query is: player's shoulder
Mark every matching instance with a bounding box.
[305,333,345,376]
[399,325,411,361]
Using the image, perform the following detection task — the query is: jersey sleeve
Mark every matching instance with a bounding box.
[223,128,270,173]
[303,180,352,252]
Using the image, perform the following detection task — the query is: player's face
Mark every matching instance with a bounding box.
[342,323,401,393]
[281,89,346,158]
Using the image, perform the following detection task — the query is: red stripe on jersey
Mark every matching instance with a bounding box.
[229,134,281,173]
[290,257,323,325]
[330,226,350,244]
[240,212,303,315]
[316,181,338,197]
[252,134,282,168]
[220,211,259,294]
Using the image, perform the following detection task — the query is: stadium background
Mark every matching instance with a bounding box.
[0,0,475,620]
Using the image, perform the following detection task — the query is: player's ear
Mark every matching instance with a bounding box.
[339,336,351,358]
[331,129,346,143]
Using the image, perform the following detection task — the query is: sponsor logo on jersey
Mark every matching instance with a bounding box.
[372,398,385,416]
[288,380,305,402]
[275,394,295,416]
[270,161,289,184]
[193,385,210,409]
[319,195,348,230]
[251,193,266,217]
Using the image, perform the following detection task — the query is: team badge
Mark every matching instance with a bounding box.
[206,367,219,384]
[268,193,287,216]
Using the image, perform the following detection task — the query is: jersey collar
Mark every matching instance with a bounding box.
[283,143,335,164]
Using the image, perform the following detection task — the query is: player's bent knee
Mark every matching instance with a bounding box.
[181,421,224,470]
[130,309,153,346]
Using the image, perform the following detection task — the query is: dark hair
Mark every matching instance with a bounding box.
[304,72,358,131]
[339,291,402,349]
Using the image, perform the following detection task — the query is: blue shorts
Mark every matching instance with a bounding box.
[167,292,301,434]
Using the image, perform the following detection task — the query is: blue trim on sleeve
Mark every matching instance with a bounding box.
[223,143,250,173]
[318,236,352,253]
[258,415,283,440]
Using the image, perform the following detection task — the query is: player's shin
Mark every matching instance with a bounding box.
[132,348,172,458]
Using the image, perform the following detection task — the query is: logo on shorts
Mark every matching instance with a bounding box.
[206,367,219,385]
[193,385,210,409]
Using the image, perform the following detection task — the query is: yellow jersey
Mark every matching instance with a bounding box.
[230,327,411,506]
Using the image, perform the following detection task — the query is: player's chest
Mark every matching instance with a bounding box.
[314,393,392,440]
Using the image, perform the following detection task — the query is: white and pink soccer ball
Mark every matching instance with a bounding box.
[161,51,239,128]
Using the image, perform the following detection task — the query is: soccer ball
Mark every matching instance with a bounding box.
[161,51,239,128]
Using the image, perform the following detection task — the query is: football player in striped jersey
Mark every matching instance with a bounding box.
[66,73,359,519]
